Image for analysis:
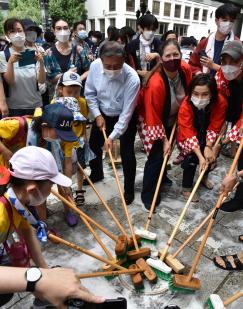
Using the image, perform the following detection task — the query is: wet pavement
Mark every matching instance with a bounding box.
[4,138,243,309]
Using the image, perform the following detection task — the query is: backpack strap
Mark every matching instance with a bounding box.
[0,196,15,244]
[1,47,11,98]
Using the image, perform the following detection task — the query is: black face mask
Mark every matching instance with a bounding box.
[162,58,181,72]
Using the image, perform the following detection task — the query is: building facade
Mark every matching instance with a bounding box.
[85,0,222,40]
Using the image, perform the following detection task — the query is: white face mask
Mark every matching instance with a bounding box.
[142,30,154,41]
[221,64,242,81]
[103,68,122,79]
[9,33,26,47]
[55,30,70,43]
[91,37,97,44]
[28,188,47,206]
[25,31,37,43]
[218,21,234,35]
[191,96,210,110]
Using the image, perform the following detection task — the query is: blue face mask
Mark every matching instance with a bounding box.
[77,30,88,40]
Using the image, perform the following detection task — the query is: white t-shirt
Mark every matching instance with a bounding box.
[0,47,42,109]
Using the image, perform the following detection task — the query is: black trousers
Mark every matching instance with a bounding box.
[8,108,36,117]
[141,126,172,205]
[89,112,137,195]
[181,148,210,189]
[233,151,243,201]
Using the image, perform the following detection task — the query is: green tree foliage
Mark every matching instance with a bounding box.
[8,0,42,24]
[48,0,87,26]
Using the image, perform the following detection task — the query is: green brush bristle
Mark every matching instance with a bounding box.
[152,267,172,281]
[105,275,115,281]
[141,238,157,245]
[205,298,214,309]
[134,285,145,292]
[168,278,195,294]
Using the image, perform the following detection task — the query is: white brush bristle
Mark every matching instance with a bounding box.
[209,294,225,309]
[146,258,172,274]
[135,228,157,240]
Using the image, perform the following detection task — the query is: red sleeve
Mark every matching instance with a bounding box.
[178,98,197,141]
[178,98,199,155]
[207,94,227,143]
[140,72,166,127]
[188,39,207,75]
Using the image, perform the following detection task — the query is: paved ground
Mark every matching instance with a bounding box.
[4,138,243,309]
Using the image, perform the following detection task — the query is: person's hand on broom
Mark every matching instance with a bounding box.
[96,115,106,131]
[163,137,171,156]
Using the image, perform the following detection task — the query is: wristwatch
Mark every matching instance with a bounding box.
[25,267,42,292]
[235,172,243,183]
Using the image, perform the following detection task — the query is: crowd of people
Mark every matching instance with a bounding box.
[0,2,242,308]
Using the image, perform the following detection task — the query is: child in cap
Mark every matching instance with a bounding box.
[0,104,78,226]
[0,146,72,305]
[0,146,73,305]
[53,71,89,208]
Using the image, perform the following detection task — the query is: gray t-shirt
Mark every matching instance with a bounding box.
[0,48,42,109]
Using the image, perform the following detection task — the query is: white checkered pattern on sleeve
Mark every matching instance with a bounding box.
[206,130,217,144]
[227,124,241,143]
[178,136,199,156]
[137,116,166,157]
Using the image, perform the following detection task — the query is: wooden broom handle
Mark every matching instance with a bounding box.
[172,183,238,259]
[51,189,117,242]
[48,233,126,270]
[66,196,114,261]
[224,291,243,306]
[102,128,139,251]
[77,268,144,279]
[145,122,177,230]
[160,167,207,261]
[77,163,129,240]
[187,138,243,281]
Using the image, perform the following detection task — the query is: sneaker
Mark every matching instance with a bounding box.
[182,190,199,202]
[32,298,55,308]
[142,203,157,213]
[64,211,78,227]
[221,198,243,212]
[83,175,104,186]
[124,193,134,205]
[75,189,86,207]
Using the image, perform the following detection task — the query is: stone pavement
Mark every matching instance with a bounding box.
[4,139,243,309]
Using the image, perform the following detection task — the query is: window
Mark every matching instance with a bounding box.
[152,1,160,15]
[109,18,116,27]
[202,9,208,22]
[126,19,137,31]
[184,6,191,19]
[174,5,181,18]
[90,19,95,31]
[173,24,188,37]
[99,19,105,33]
[159,23,169,34]
[164,3,171,17]
[193,8,199,20]
[140,0,148,7]
[109,0,116,11]
[126,0,135,11]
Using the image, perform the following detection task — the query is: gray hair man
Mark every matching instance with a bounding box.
[84,41,140,204]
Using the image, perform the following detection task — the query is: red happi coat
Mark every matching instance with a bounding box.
[215,68,243,143]
[177,94,227,155]
[137,61,192,156]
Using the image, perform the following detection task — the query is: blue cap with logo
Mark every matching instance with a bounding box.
[42,103,78,142]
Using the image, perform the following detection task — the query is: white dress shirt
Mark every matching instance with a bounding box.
[84,58,140,140]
